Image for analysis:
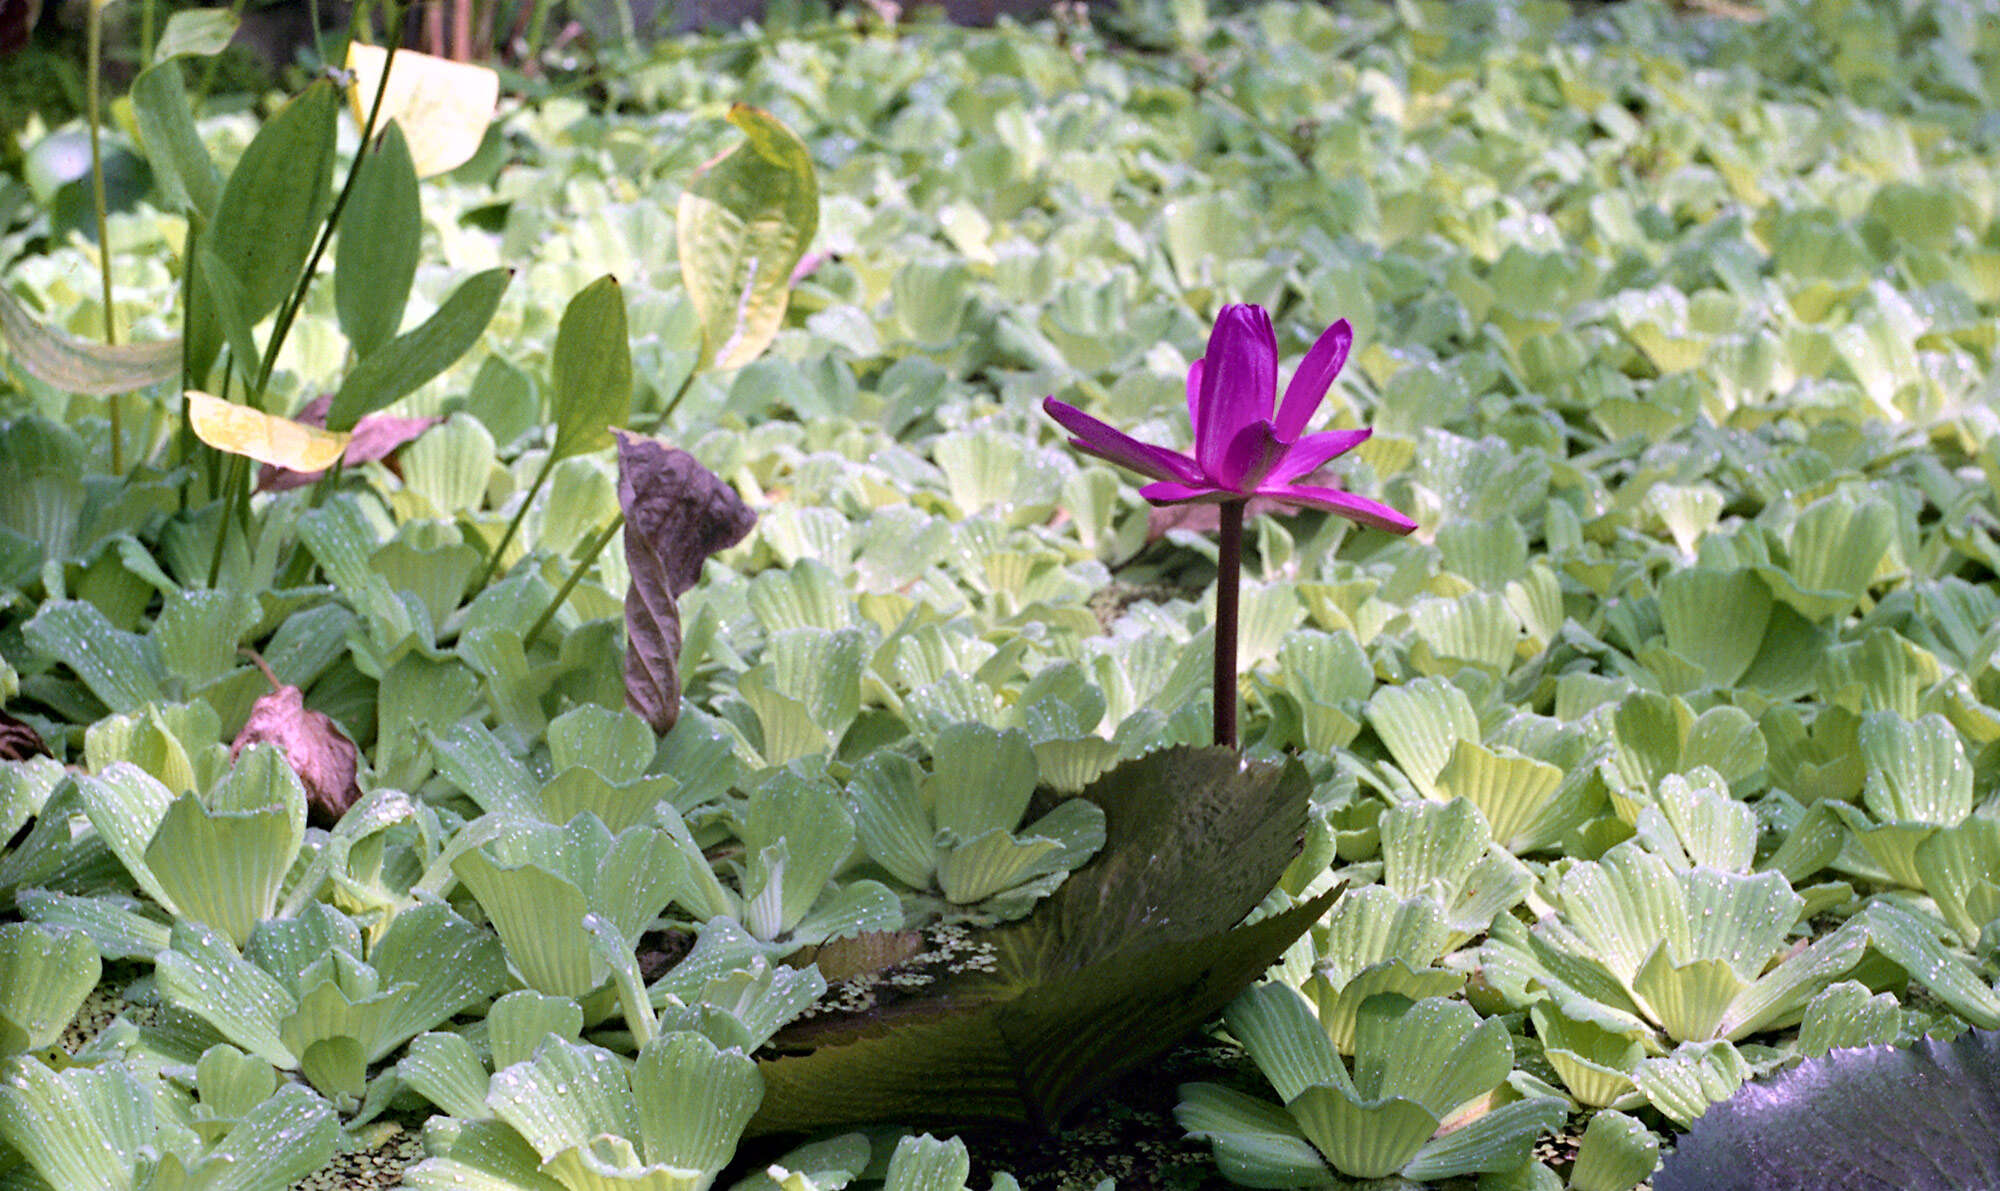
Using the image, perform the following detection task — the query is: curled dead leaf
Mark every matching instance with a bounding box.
[618,430,756,734]
[231,650,360,825]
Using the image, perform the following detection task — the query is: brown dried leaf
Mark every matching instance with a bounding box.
[230,684,360,826]
[0,708,51,761]
[255,393,441,492]
[618,430,756,734]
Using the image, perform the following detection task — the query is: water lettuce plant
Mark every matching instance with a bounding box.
[1179,984,1564,1183]
[8,0,2000,1186]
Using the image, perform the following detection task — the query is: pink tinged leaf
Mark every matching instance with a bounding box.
[617,430,757,735]
[255,394,440,491]
[1214,419,1288,493]
[1260,482,1418,534]
[229,685,360,826]
[1265,427,1372,484]
[1042,398,1205,485]
[1194,305,1277,480]
[1273,318,1352,441]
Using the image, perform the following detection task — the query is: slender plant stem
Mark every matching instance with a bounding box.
[86,0,121,471]
[476,447,558,588]
[205,366,244,588]
[641,367,698,434]
[1213,499,1244,750]
[251,4,410,407]
[523,511,622,651]
[176,223,201,513]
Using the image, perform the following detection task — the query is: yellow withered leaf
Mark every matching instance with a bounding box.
[186,391,350,471]
[344,43,498,178]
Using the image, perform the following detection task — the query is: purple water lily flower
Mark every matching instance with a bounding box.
[1043,304,1417,535]
[1043,304,1415,751]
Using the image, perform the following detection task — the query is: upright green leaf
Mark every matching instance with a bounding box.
[548,275,631,460]
[129,62,222,218]
[335,121,423,360]
[208,80,338,323]
[325,266,512,431]
[678,104,819,371]
[151,8,237,60]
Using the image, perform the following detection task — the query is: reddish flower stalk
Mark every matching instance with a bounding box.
[1045,304,1417,749]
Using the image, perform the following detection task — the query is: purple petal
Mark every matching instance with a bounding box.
[1044,398,1205,485]
[1274,319,1352,441]
[1265,428,1372,484]
[1186,358,1203,429]
[1138,479,1233,506]
[1194,305,1276,480]
[1258,482,1417,534]
[1215,420,1288,492]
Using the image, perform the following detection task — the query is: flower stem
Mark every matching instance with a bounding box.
[1214,498,1244,750]
[86,0,119,472]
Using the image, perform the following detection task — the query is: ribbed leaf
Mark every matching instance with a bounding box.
[1286,1084,1438,1181]
[400,1031,494,1119]
[678,105,818,370]
[1401,1096,1565,1182]
[1175,1082,1331,1187]
[1660,568,1770,688]
[1914,817,2000,945]
[1796,981,1901,1056]
[488,1040,639,1160]
[0,924,99,1054]
[1858,711,1971,825]
[0,1058,151,1191]
[488,990,585,1071]
[630,1032,762,1173]
[929,723,1038,842]
[1568,1109,1661,1191]
[882,1134,972,1191]
[1366,677,1480,799]
[156,919,296,1067]
[145,793,294,947]
[13,889,170,961]
[453,847,595,998]
[1222,983,1346,1103]
[73,763,178,910]
[1434,739,1563,849]
[366,902,510,1060]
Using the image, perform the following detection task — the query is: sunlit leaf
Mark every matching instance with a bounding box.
[186,390,351,471]
[345,43,499,177]
[678,104,819,370]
